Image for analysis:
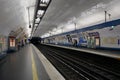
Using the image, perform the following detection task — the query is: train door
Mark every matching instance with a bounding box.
[87,37,95,48]
[95,37,100,47]
[87,32,100,48]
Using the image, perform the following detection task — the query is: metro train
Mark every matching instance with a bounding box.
[42,19,120,50]
[30,37,41,44]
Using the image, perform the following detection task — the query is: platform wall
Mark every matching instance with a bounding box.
[0,34,8,58]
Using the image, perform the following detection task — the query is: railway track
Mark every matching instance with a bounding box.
[35,44,120,80]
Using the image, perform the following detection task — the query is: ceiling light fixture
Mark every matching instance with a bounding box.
[34,24,38,27]
[40,0,50,7]
[35,18,40,23]
[31,0,52,37]
[37,10,45,15]
[36,10,45,18]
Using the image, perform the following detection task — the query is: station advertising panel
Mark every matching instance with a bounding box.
[10,38,15,47]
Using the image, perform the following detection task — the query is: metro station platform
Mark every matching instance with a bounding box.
[0,44,65,80]
[42,43,120,60]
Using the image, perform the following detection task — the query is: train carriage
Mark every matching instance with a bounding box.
[43,19,120,50]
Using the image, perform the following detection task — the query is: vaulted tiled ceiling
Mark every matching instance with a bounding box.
[0,0,119,38]
[0,0,36,36]
[33,0,116,37]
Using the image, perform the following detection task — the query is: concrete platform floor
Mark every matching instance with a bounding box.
[0,44,50,80]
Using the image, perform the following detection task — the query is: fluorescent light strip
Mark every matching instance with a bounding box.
[34,24,38,27]
[40,3,47,7]
[41,0,50,4]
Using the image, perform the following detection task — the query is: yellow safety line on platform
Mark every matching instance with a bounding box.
[31,51,39,80]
